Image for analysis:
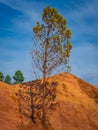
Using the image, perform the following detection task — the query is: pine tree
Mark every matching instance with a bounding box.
[5,75,11,84]
[0,72,4,81]
[32,6,72,123]
[13,70,24,84]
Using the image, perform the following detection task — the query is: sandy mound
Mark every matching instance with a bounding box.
[0,73,98,130]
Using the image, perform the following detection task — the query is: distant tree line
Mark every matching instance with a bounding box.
[0,70,24,84]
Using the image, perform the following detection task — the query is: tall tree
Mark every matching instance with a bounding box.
[5,75,11,84]
[0,72,4,81]
[32,6,72,123]
[13,70,24,84]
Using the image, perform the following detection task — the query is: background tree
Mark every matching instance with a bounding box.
[4,75,11,84]
[0,72,4,81]
[32,6,72,123]
[13,70,24,84]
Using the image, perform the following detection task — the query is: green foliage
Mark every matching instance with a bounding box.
[0,72,4,81]
[4,75,11,84]
[13,70,24,84]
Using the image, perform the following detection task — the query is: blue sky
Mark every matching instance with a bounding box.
[0,0,98,86]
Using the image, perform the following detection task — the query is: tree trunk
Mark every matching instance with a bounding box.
[42,39,48,123]
[30,85,35,123]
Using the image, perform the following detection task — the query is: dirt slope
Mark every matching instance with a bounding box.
[0,82,21,130]
[0,73,98,130]
[48,73,98,130]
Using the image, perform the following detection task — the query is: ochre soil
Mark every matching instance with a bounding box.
[0,73,98,130]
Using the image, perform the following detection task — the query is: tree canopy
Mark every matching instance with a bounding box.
[0,72,4,81]
[4,75,11,84]
[13,70,24,84]
[32,6,72,79]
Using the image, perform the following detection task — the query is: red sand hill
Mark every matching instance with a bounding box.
[0,73,98,130]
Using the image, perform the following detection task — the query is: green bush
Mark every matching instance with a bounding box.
[13,70,24,84]
[5,75,11,84]
[0,72,4,81]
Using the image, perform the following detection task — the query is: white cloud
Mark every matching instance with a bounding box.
[0,0,42,20]
[65,0,98,20]
[0,0,43,37]
[63,0,98,40]
[70,42,98,86]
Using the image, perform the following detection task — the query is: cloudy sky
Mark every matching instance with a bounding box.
[0,0,98,86]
